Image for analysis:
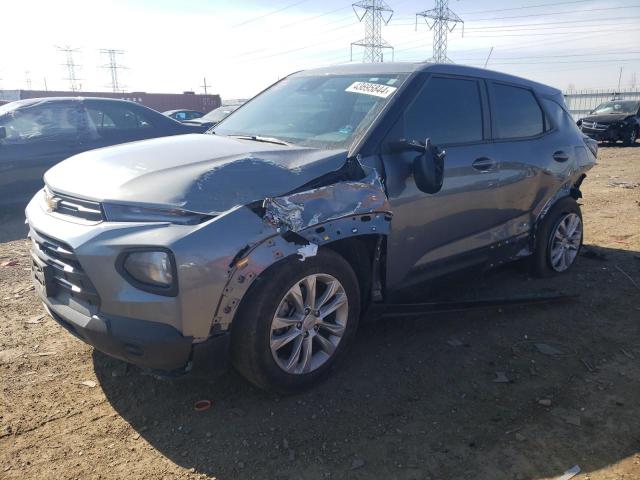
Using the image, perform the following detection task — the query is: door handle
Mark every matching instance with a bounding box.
[553,151,570,162]
[472,157,496,172]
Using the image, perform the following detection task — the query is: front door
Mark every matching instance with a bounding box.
[380,74,500,289]
[0,101,83,207]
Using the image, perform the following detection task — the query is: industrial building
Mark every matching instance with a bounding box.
[0,89,221,113]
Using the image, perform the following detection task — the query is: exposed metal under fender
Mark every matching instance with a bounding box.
[211,164,392,331]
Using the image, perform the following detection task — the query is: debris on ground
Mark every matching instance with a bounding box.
[447,337,464,347]
[493,371,510,383]
[538,399,552,407]
[581,358,596,373]
[25,314,45,324]
[607,180,638,189]
[194,399,212,412]
[620,348,635,360]
[351,458,365,470]
[559,464,581,480]
[535,343,564,356]
[614,265,640,290]
[0,259,19,267]
[79,380,97,388]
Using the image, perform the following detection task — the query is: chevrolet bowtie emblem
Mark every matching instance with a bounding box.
[44,191,60,212]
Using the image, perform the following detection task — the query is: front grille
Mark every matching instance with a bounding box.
[46,189,104,222]
[581,121,608,131]
[30,228,100,308]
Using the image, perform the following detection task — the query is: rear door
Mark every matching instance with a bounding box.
[0,101,83,206]
[381,74,501,288]
[484,81,563,232]
[80,100,170,150]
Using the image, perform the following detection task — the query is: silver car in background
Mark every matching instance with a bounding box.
[26,63,596,392]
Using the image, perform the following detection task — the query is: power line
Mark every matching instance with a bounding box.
[100,49,127,93]
[233,0,313,27]
[465,4,640,22]
[55,45,81,92]
[458,0,596,16]
[416,0,464,63]
[351,0,394,62]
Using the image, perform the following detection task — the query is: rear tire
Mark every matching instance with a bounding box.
[231,249,360,393]
[530,197,583,278]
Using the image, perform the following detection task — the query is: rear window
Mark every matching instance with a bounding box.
[492,83,545,139]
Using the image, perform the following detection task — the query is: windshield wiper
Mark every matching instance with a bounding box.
[228,134,291,146]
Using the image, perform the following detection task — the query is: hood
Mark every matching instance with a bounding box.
[581,113,631,123]
[44,134,349,214]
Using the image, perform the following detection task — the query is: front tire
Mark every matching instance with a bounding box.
[623,127,638,146]
[531,197,583,277]
[231,249,360,393]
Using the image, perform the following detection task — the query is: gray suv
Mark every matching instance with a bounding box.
[26,63,597,392]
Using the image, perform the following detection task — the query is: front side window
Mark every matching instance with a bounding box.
[0,103,79,145]
[403,76,484,146]
[213,74,408,149]
[492,83,544,139]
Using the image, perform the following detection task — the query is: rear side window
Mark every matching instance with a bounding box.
[492,83,544,139]
[85,103,153,131]
[404,76,484,146]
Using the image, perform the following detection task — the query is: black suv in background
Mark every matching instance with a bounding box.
[0,97,203,207]
[578,99,640,146]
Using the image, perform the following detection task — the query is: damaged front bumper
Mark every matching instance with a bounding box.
[26,160,392,374]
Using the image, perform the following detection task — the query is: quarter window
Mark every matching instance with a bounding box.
[492,83,544,139]
[404,76,484,146]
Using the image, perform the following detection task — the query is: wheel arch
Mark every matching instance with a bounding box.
[212,213,391,334]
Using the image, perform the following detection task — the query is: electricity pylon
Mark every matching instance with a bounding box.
[351,0,394,63]
[416,0,463,64]
[56,46,81,91]
[100,49,127,93]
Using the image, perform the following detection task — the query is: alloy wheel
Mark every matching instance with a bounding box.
[549,212,582,272]
[269,273,349,374]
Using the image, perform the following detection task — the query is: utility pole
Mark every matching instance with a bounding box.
[416,0,464,64]
[483,46,493,69]
[617,66,623,91]
[43,77,48,91]
[100,49,127,93]
[201,77,211,95]
[56,46,81,92]
[25,71,32,90]
[351,0,394,63]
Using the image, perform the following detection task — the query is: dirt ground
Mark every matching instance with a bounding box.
[1,146,640,480]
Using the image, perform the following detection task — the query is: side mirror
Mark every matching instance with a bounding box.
[0,126,6,141]
[414,138,445,194]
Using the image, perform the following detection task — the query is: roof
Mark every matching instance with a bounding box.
[296,62,561,96]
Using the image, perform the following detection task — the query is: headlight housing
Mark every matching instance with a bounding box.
[118,249,178,296]
[103,203,211,225]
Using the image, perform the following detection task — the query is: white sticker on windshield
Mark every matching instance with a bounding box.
[345,81,397,98]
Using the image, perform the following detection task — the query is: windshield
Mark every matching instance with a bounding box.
[591,100,639,115]
[202,105,239,123]
[213,73,408,149]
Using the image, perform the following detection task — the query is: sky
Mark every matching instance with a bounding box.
[0,0,639,100]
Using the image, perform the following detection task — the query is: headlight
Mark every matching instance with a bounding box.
[118,249,177,295]
[103,203,210,225]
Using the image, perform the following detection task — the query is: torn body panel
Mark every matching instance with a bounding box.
[212,166,392,331]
